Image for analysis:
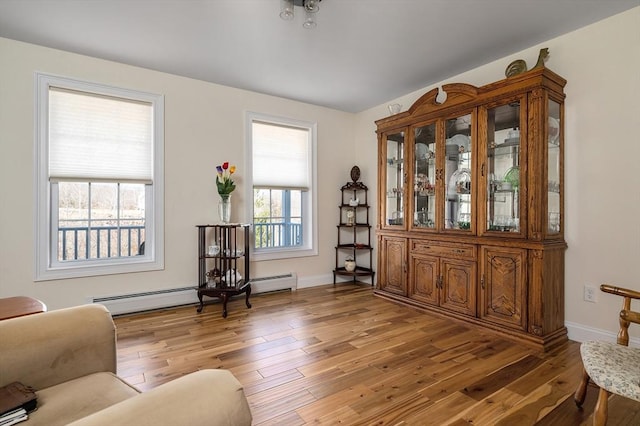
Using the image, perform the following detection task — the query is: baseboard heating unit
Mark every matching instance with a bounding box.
[90,273,297,315]
[90,287,198,316]
[250,273,297,294]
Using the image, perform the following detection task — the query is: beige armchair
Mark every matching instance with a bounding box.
[0,304,252,426]
[574,284,640,425]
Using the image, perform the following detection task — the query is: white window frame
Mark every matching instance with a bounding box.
[34,72,164,280]
[245,112,318,261]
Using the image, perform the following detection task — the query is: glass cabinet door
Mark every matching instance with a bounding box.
[412,123,436,229]
[484,100,523,235]
[547,99,562,236]
[444,113,472,231]
[384,131,405,227]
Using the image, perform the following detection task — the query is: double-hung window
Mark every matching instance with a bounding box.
[246,112,317,261]
[35,73,164,280]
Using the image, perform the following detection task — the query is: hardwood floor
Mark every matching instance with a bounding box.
[114,283,640,425]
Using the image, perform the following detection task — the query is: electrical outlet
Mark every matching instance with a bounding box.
[584,285,597,303]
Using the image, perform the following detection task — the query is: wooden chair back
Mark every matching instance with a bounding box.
[600,284,640,346]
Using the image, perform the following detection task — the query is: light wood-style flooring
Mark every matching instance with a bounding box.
[114,283,640,425]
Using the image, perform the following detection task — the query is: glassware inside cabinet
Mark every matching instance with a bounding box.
[547,100,561,234]
[413,123,436,229]
[444,113,472,230]
[486,101,521,233]
[385,131,405,226]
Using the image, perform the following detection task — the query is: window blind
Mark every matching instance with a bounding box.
[252,120,310,190]
[48,87,153,183]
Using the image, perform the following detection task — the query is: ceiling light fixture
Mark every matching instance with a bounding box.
[280,0,322,29]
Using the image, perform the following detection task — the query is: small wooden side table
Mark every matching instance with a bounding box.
[196,224,251,318]
[0,296,47,321]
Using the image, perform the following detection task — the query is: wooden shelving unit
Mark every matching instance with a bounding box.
[333,166,374,285]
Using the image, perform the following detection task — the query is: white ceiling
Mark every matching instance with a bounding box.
[0,0,637,112]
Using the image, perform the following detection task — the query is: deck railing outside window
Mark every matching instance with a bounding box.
[58,220,145,261]
[253,220,301,249]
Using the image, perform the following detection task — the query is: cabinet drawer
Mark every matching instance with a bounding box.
[411,240,475,260]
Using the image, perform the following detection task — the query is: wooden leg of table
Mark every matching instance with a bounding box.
[222,293,229,318]
[245,285,252,309]
[197,292,204,313]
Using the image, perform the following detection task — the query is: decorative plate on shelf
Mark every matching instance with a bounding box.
[415,142,428,159]
[446,134,470,152]
[548,117,560,145]
[503,166,520,188]
[448,168,471,196]
[350,165,360,182]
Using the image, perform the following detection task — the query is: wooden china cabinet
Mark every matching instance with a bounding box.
[375,65,566,351]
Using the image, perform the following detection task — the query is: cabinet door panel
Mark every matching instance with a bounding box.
[411,122,437,231]
[479,97,527,237]
[409,255,439,306]
[444,112,475,233]
[380,131,406,230]
[546,98,562,239]
[378,236,407,295]
[480,246,527,330]
[441,259,476,316]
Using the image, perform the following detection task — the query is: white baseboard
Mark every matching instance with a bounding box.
[296,273,374,288]
[566,321,639,348]
[297,273,333,289]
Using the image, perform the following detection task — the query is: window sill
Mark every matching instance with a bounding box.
[35,256,164,282]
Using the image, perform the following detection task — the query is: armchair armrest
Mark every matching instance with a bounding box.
[0,304,116,390]
[621,309,640,325]
[68,369,252,426]
[600,284,640,300]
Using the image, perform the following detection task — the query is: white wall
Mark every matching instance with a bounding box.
[0,37,356,310]
[1,7,638,343]
[355,7,640,343]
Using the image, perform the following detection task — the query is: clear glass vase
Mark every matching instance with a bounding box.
[218,194,231,223]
